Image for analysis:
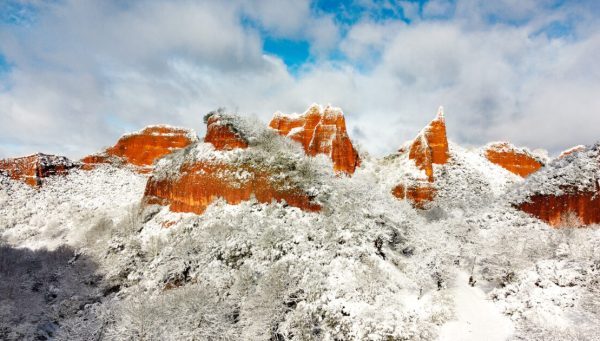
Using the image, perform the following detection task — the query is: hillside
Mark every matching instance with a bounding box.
[1,107,599,341]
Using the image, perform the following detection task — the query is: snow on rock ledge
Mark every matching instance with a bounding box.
[0,153,78,187]
[558,145,586,159]
[143,112,323,215]
[81,125,198,173]
[269,104,360,174]
[484,142,544,177]
[513,143,600,226]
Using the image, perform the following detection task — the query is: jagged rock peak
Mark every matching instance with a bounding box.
[483,141,544,177]
[391,108,450,208]
[81,125,198,173]
[0,153,78,187]
[269,103,360,174]
[408,108,450,181]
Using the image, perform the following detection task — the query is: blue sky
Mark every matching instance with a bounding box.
[0,53,11,75]
[0,0,599,159]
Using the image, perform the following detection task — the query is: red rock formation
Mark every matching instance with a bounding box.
[269,104,360,174]
[0,153,78,187]
[143,112,321,215]
[391,182,436,209]
[408,107,450,181]
[144,161,321,215]
[517,187,600,227]
[82,125,197,172]
[204,113,248,150]
[392,107,449,208]
[484,142,543,177]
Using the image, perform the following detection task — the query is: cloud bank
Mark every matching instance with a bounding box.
[0,0,599,159]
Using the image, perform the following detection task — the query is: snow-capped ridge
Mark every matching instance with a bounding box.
[558,144,586,159]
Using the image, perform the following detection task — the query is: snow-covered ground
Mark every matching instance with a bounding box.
[437,271,513,341]
[1,135,599,340]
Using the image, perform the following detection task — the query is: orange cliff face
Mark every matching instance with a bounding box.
[81,125,198,172]
[0,153,78,187]
[143,113,321,215]
[392,107,450,208]
[144,161,321,215]
[484,142,544,177]
[268,104,360,174]
[517,188,600,227]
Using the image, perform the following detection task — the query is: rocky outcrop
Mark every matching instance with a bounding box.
[391,182,436,209]
[204,113,248,150]
[269,104,360,174]
[392,107,450,208]
[144,112,322,215]
[408,107,450,181]
[81,125,197,172]
[513,143,600,227]
[484,142,544,177]
[0,153,78,187]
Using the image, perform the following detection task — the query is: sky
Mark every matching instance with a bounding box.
[0,0,599,159]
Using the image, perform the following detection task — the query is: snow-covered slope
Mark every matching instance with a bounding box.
[1,112,599,341]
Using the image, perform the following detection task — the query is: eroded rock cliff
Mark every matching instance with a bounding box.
[484,142,544,177]
[0,153,78,187]
[269,104,360,174]
[144,112,323,215]
[81,125,197,172]
[392,107,450,208]
[408,107,450,181]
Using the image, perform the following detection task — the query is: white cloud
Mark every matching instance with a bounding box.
[0,0,599,159]
[422,0,454,18]
[339,20,405,63]
[240,0,312,37]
